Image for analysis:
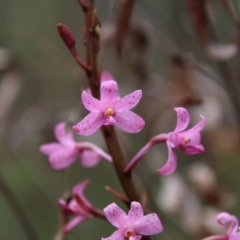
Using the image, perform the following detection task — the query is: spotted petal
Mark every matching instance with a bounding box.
[128,202,144,221]
[114,110,145,133]
[113,90,142,111]
[100,80,119,102]
[134,213,163,235]
[157,143,177,175]
[182,144,204,154]
[73,112,103,136]
[101,71,114,82]
[174,107,190,132]
[82,90,102,112]
[103,203,127,228]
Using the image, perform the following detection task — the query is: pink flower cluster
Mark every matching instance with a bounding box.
[40,70,208,239]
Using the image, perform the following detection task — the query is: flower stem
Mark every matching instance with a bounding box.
[125,134,167,173]
[81,0,141,203]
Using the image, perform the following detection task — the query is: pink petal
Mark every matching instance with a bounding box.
[113,90,142,111]
[202,235,228,240]
[102,229,124,240]
[167,132,178,148]
[128,202,144,221]
[114,110,145,133]
[58,199,77,215]
[103,203,127,228]
[230,232,240,240]
[182,115,206,136]
[134,213,163,235]
[100,80,119,103]
[78,142,112,163]
[101,71,114,82]
[181,144,204,154]
[80,150,101,168]
[73,180,92,209]
[132,236,142,240]
[179,132,201,146]
[81,90,102,112]
[73,112,103,136]
[217,212,239,235]
[174,107,190,132]
[63,216,87,233]
[49,147,77,170]
[54,122,75,146]
[157,143,177,175]
[40,143,62,155]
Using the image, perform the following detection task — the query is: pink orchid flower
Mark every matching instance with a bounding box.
[125,107,205,175]
[59,180,104,233]
[102,201,163,240]
[40,122,112,170]
[73,73,145,136]
[203,212,240,240]
[159,107,205,175]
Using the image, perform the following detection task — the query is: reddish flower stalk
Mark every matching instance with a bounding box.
[125,134,168,173]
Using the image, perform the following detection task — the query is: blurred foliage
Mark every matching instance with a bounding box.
[0,0,239,239]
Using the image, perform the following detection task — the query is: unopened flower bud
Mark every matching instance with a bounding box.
[57,23,75,48]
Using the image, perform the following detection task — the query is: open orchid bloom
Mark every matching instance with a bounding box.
[158,107,205,175]
[102,201,163,240]
[73,72,145,136]
[40,122,112,170]
[125,107,205,175]
[203,212,240,240]
[59,180,103,233]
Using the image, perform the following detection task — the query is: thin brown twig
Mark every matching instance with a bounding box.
[105,186,130,205]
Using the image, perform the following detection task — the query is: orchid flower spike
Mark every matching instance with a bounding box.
[202,212,240,240]
[102,201,163,240]
[158,107,205,175]
[40,122,112,170]
[59,180,104,233]
[73,71,145,136]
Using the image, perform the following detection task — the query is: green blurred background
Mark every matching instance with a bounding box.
[0,0,239,239]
